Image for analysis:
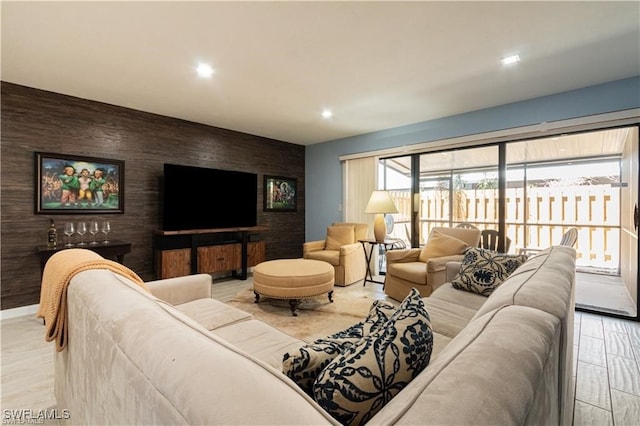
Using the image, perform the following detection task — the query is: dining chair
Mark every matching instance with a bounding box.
[480,229,511,253]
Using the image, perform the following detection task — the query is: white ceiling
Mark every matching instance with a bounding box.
[2,1,639,146]
[384,127,634,175]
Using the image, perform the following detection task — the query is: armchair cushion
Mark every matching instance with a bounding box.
[418,230,469,263]
[387,262,428,284]
[451,247,528,296]
[325,225,355,250]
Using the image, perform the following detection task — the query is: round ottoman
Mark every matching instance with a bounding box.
[253,259,335,316]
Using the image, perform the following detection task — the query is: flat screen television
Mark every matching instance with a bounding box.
[162,163,257,231]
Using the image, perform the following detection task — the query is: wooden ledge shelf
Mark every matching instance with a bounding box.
[155,226,268,236]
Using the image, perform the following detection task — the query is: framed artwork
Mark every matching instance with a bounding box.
[264,175,297,212]
[35,152,125,214]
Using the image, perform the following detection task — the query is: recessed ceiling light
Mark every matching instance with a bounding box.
[196,63,214,78]
[501,55,520,65]
[321,109,333,119]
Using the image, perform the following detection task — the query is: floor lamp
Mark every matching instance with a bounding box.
[365,190,399,243]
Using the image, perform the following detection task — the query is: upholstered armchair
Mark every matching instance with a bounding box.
[384,226,482,301]
[303,222,368,286]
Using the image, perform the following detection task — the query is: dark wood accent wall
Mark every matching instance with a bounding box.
[1,82,305,310]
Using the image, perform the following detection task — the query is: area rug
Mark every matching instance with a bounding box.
[226,283,394,343]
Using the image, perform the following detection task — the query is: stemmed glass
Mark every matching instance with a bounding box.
[63,223,75,247]
[101,221,111,243]
[89,221,100,245]
[76,222,87,246]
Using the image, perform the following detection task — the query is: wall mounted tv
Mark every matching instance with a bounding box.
[162,163,258,231]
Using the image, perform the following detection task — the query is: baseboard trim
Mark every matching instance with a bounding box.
[1,304,39,321]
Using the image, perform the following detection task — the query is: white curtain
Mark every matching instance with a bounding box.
[343,156,379,272]
[343,156,377,231]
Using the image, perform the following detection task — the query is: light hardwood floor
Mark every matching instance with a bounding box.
[2,276,639,425]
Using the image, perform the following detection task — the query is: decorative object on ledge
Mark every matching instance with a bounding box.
[264,175,297,212]
[35,152,125,214]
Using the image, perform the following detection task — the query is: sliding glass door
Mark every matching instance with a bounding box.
[417,146,500,245]
[377,125,639,320]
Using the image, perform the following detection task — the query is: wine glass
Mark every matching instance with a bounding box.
[101,221,111,243]
[63,222,75,247]
[76,222,87,246]
[89,221,99,245]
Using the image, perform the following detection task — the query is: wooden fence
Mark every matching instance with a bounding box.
[387,186,620,270]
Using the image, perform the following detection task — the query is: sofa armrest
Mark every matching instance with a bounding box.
[386,248,421,264]
[146,273,212,305]
[303,240,326,256]
[445,261,463,282]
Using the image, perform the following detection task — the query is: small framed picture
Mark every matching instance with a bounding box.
[35,152,125,214]
[263,175,297,212]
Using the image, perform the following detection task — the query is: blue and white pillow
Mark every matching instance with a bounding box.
[313,289,433,426]
[451,247,528,296]
[282,300,396,396]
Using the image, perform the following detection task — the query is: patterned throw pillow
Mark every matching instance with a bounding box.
[451,247,528,296]
[313,289,433,426]
[282,300,396,396]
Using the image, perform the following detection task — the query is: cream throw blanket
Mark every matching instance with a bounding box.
[37,248,148,351]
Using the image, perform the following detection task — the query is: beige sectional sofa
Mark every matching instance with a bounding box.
[53,245,575,425]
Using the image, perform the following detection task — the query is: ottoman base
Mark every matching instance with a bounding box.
[254,291,334,316]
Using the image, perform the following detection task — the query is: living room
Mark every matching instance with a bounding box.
[2,1,639,314]
[1,1,640,425]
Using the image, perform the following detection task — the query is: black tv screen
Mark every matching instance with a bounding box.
[162,163,257,231]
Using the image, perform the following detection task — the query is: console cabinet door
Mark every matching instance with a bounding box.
[248,241,265,266]
[197,244,241,273]
[156,248,191,279]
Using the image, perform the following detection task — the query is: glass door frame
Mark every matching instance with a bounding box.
[378,125,639,321]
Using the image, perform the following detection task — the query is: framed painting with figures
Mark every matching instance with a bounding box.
[263,175,297,212]
[35,152,125,214]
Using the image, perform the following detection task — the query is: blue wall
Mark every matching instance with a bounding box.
[305,76,640,240]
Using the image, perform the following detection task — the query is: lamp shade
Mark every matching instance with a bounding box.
[365,190,399,214]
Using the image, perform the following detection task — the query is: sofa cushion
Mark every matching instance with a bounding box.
[326,225,355,250]
[176,298,252,331]
[430,331,453,361]
[212,319,304,369]
[283,300,396,396]
[313,288,433,426]
[429,282,487,311]
[421,297,478,338]
[418,230,469,262]
[451,247,528,296]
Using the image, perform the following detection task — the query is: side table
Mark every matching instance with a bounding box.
[359,239,405,287]
[36,240,132,276]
